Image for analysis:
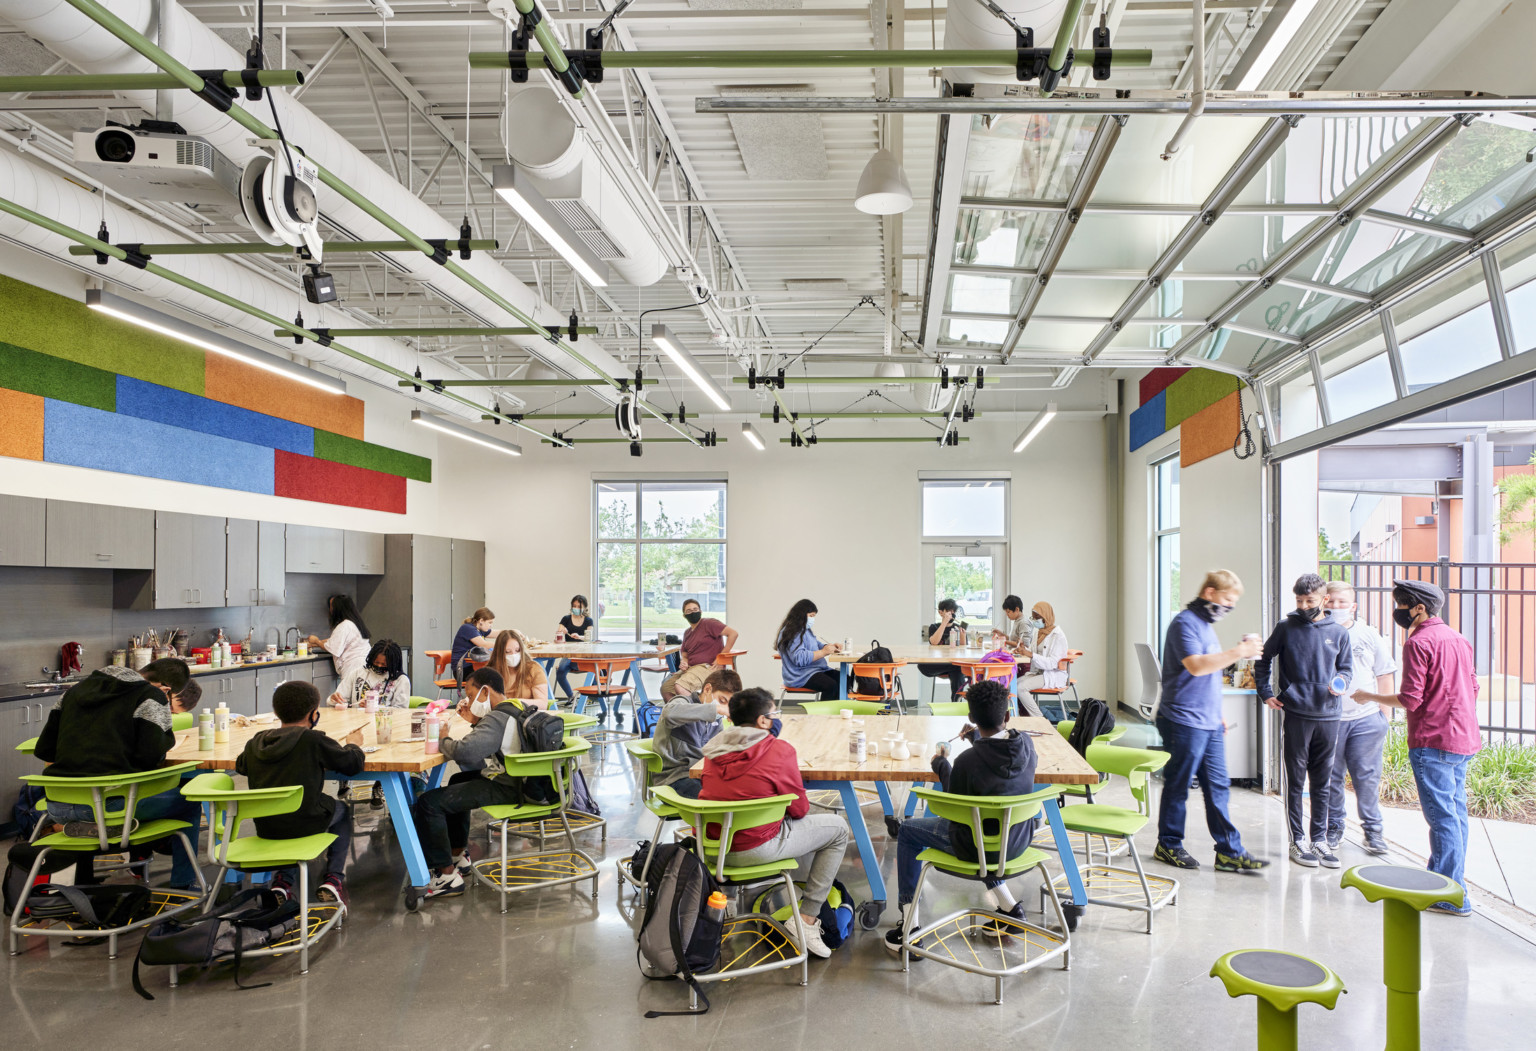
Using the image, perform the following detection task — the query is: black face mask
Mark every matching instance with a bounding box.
[1393,608,1420,630]
[1298,606,1324,622]
[308,710,320,729]
[1196,598,1233,623]
[684,611,702,625]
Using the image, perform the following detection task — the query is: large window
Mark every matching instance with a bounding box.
[1154,456,1181,656]
[921,479,1009,635]
[594,480,726,642]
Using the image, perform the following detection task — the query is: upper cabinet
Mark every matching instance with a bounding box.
[114,511,227,609]
[226,517,260,607]
[286,525,343,574]
[343,530,386,575]
[45,500,154,569]
[256,521,286,605]
[0,495,46,566]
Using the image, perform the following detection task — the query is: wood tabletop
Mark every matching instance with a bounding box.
[826,645,1024,665]
[688,713,1097,784]
[165,706,468,774]
[529,641,680,659]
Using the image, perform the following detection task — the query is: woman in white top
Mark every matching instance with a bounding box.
[1016,601,1069,718]
[308,594,371,680]
[331,639,412,708]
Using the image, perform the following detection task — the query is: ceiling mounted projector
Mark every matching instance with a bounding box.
[240,149,324,261]
[71,121,240,207]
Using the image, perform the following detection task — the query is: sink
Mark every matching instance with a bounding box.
[21,681,68,690]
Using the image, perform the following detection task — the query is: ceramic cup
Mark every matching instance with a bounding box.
[839,709,852,719]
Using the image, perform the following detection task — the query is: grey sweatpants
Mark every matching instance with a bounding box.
[727,813,850,913]
[1327,711,1389,838]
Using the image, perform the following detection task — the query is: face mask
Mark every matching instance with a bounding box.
[768,717,783,738]
[806,616,816,631]
[1029,615,1045,628]
[469,688,493,718]
[1330,609,1354,627]
[1197,598,1233,622]
[308,711,320,729]
[684,611,702,625]
[507,652,521,668]
[1298,606,1324,622]
[1393,608,1419,630]
[571,608,584,618]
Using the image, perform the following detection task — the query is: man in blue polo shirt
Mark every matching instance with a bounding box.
[1153,569,1272,873]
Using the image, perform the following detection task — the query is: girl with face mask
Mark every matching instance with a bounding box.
[1014,602,1068,718]
[774,599,843,700]
[555,596,592,702]
[488,628,550,709]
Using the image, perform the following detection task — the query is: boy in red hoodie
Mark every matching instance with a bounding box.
[700,687,849,959]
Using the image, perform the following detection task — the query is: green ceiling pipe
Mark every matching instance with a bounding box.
[776,436,970,443]
[468,47,1151,72]
[70,239,498,257]
[511,0,585,100]
[731,375,949,384]
[0,193,567,448]
[281,325,596,338]
[1043,0,1089,95]
[540,437,725,444]
[397,378,607,387]
[757,410,977,419]
[485,413,609,420]
[0,70,304,93]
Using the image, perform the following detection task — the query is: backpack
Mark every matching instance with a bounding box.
[3,841,82,916]
[853,641,897,698]
[132,887,301,1000]
[1068,699,1116,801]
[11,783,46,839]
[15,882,151,931]
[637,840,725,1017]
[499,703,568,804]
[567,767,601,819]
[750,878,856,949]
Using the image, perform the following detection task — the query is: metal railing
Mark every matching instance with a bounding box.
[1321,558,1536,742]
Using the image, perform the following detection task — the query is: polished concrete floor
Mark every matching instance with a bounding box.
[6,740,1536,1050]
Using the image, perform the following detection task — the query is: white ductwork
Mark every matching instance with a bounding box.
[943,0,1069,84]
[503,87,668,287]
[0,0,625,388]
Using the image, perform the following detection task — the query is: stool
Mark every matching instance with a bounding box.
[714,650,746,669]
[1340,864,1465,1051]
[1210,949,1345,1051]
[573,658,638,743]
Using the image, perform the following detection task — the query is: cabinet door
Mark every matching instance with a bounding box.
[226,518,260,607]
[154,512,227,608]
[46,500,154,568]
[310,664,339,702]
[0,495,46,566]
[256,521,286,605]
[344,530,386,575]
[286,525,343,574]
[0,703,31,830]
[410,536,453,689]
[451,539,486,623]
[223,671,258,717]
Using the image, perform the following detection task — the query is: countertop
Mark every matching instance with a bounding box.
[0,653,333,705]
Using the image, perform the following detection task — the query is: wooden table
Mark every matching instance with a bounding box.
[529,641,681,711]
[827,644,1027,701]
[689,713,1097,927]
[167,706,466,890]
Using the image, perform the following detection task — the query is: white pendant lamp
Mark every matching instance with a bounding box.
[854,148,913,215]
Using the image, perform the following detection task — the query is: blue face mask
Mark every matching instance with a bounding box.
[806,616,815,631]
[1029,615,1045,628]
[768,717,783,738]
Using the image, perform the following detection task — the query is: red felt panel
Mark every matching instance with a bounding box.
[1139,367,1190,406]
[273,449,407,513]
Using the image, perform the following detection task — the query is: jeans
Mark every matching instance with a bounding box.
[1327,712,1388,839]
[555,659,579,701]
[726,813,849,913]
[276,797,352,886]
[918,664,967,702]
[414,770,521,871]
[668,777,703,800]
[48,786,202,889]
[1282,713,1341,845]
[1155,717,1245,857]
[1409,747,1474,913]
[895,817,1007,905]
[793,670,842,701]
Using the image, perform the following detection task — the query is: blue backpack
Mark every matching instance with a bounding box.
[751,878,856,949]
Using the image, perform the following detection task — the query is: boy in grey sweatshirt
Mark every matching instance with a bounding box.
[652,667,739,797]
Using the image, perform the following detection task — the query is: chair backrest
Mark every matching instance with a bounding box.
[927,701,970,716]
[850,661,905,699]
[501,736,592,809]
[625,738,664,788]
[428,650,452,677]
[649,786,797,881]
[572,657,629,680]
[797,699,887,716]
[714,650,746,668]
[908,786,1057,879]
[179,770,305,865]
[1134,643,1161,714]
[1057,649,1083,672]
[171,712,194,731]
[1084,743,1169,815]
[22,762,205,849]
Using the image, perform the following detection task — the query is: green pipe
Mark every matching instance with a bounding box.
[71,239,498,257]
[0,193,566,448]
[758,410,975,419]
[767,387,808,445]
[776,436,969,443]
[397,378,606,387]
[540,437,725,445]
[1047,0,1088,87]
[283,325,595,338]
[468,47,1152,72]
[486,413,608,420]
[732,375,948,384]
[512,0,585,100]
[0,70,304,93]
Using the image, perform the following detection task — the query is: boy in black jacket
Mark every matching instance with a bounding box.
[1255,572,1353,870]
[236,680,365,908]
[885,679,1038,954]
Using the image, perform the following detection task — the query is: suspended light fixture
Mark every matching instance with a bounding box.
[1013,403,1058,453]
[854,148,913,215]
[741,422,766,451]
[492,163,610,287]
[650,324,731,412]
[411,410,523,457]
[86,289,346,395]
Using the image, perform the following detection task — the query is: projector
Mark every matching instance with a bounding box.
[71,122,240,207]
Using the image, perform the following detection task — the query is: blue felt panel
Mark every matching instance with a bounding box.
[116,376,314,456]
[45,400,274,494]
[1129,389,1168,451]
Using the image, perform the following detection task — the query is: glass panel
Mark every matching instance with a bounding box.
[1134,279,1249,322]
[922,480,1007,537]
[1228,267,1358,345]
[1058,214,1183,272]
[1183,212,1317,274]
[640,543,726,639]
[1015,318,1105,352]
[1181,328,1280,370]
[1156,459,1180,530]
[1270,359,1321,442]
[946,271,1027,316]
[939,316,1006,349]
[1318,318,1393,420]
[1230,115,1427,209]
[1337,225,1458,295]
[933,555,996,634]
[1392,260,1500,390]
[952,209,1052,269]
[1373,117,1536,231]
[1156,532,1181,655]
[1034,277,1141,320]
[1497,225,1536,353]
[596,481,637,540]
[640,481,727,540]
[1091,115,1271,206]
[961,113,1101,201]
[596,542,636,641]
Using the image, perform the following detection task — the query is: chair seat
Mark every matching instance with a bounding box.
[1057,803,1150,838]
[781,686,818,694]
[709,856,803,883]
[640,663,671,673]
[848,692,897,703]
[1210,949,1346,1012]
[33,818,193,851]
[434,678,459,689]
[1340,863,1465,912]
[577,684,634,695]
[224,831,338,868]
[482,800,565,822]
[646,799,684,820]
[918,844,1050,879]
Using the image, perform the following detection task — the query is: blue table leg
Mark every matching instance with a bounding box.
[874,781,895,817]
[903,783,923,818]
[630,657,650,707]
[1040,792,1086,908]
[838,663,849,699]
[806,779,886,908]
[375,771,431,887]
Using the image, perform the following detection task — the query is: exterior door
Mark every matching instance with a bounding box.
[921,543,1008,641]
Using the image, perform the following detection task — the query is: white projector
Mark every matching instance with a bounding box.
[71,123,241,207]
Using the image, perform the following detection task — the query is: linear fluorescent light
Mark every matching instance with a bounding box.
[411,410,522,457]
[86,288,346,395]
[1012,403,1057,453]
[491,163,609,288]
[741,421,765,451]
[651,323,731,412]
[1236,0,1324,91]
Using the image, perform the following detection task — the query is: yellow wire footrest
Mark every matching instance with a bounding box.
[907,910,1066,973]
[715,914,799,974]
[265,901,345,955]
[497,809,606,843]
[1049,865,1177,907]
[474,850,598,889]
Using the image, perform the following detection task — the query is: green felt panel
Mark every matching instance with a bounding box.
[313,429,432,483]
[0,274,204,395]
[0,339,116,410]
[1165,370,1242,428]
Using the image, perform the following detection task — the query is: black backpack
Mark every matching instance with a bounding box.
[1068,699,1116,801]
[10,879,149,932]
[500,703,568,804]
[132,887,301,1000]
[3,841,83,916]
[853,641,898,698]
[636,840,726,1017]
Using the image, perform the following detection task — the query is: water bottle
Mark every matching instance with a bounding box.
[198,708,215,751]
[214,702,230,744]
[704,890,728,926]
[424,711,441,755]
[364,686,379,714]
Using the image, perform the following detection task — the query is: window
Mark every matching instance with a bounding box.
[921,479,1009,635]
[1154,455,1181,657]
[594,480,726,642]
[921,479,1008,538]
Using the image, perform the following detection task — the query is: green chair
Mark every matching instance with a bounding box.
[1054,719,1128,744]
[902,786,1071,1005]
[9,763,208,959]
[178,772,344,981]
[408,695,432,709]
[927,701,970,716]
[1210,949,1345,1051]
[796,700,891,716]
[1045,745,1177,933]
[469,736,600,914]
[649,786,810,1007]
[619,739,684,904]
[554,709,600,732]
[497,708,606,845]
[1340,864,1465,1051]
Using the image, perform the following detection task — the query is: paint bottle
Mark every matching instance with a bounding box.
[849,729,866,763]
[424,711,441,755]
[214,702,230,744]
[198,708,215,751]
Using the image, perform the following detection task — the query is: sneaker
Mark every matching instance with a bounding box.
[423,870,465,900]
[1215,851,1272,873]
[1153,843,1201,870]
[981,902,1027,941]
[268,873,295,903]
[799,916,833,959]
[884,815,902,839]
[1426,902,1471,918]
[883,904,923,958]
[317,874,349,909]
[1313,843,1341,869]
[1289,842,1320,868]
[370,783,386,811]
[453,851,474,876]
[1363,831,1389,856]
[1325,833,1343,852]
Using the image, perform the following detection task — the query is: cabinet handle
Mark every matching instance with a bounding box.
[95,553,113,561]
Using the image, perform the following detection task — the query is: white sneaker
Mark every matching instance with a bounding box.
[453,851,473,876]
[798,916,833,959]
[424,870,465,899]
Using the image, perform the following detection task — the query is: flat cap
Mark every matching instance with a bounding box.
[1392,578,1444,615]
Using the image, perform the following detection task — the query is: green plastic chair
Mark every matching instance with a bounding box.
[177,772,344,981]
[796,700,891,716]
[649,785,810,1007]
[927,701,970,716]
[9,763,208,959]
[501,708,606,845]
[903,786,1071,1005]
[1210,949,1346,1051]
[467,736,600,914]
[619,739,684,904]
[1054,719,1128,744]
[554,709,600,731]
[408,695,432,709]
[1341,864,1465,1051]
[1047,745,1177,933]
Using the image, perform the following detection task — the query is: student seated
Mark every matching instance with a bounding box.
[884,679,1038,954]
[451,607,497,684]
[33,657,204,890]
[701,688,849,958]
[1016,601,1068,718]
[775,599,844,700]
[918,598,969,702]
[331,639,412,708]
[413,668,527,901]
[654,668,740,799]
[235,680,365,907]
[554,594,593,701]
[487,628,551,709]
[661,599,740,701]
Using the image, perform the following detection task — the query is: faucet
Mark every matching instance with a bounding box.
[285,626,301,651]
[266,626,283,651]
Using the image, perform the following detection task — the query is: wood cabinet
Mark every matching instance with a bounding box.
[343,530,386,575]
[0,495,46,566]
[257,521,286,606]
[285,525,343,574]
[45,500,154,569]
[226,518,259,607]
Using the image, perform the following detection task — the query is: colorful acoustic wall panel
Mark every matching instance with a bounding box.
[0,274,428,513]
[1128,366,1244,468]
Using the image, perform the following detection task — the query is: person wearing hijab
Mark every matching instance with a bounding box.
[1015,601,1068,717]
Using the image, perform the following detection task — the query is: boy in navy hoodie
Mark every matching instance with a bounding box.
[1255,573,1353,869]
[884,679,1038,955]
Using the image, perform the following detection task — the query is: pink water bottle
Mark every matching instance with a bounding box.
[424,711,441,755]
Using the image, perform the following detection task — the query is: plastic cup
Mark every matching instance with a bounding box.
[1331,674,1348,695]
[839,708,852,719]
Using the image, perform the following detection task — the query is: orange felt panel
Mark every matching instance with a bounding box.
[203,354,365,440]
[0,387,45,461]
[1180,390,1241,468]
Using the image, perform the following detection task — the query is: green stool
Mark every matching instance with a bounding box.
[1210,949,1345,1051]
[1340,864,1465,1051]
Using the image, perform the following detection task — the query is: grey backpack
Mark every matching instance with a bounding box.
[636,841,725,1017]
